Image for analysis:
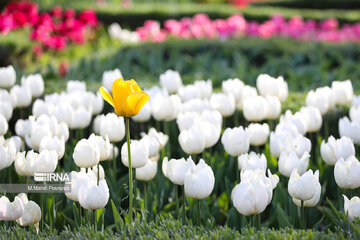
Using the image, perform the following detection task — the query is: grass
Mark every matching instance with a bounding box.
[0,216,351,240]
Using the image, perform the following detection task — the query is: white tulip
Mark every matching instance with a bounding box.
[0,100,13,122]
[332,80,353,106]
[16,193,41,227]
[280,110,307,135]
[210,93,235,117]
[66,80,86,93]
[99,113,125,142]
[151,93,181,121]
[88,91,104,115]
[78,179,109,210]
[178,125,205,155]
[339,117,360,144]
[222,78,244,103]
[288,169,321,205]
[140,134,159,157]
[256,74,288,102]
[39,135,65,160]
[34,150,58,173]
[14,151,36,176]
[176,111,200,132]
[102,69,123,92]
[306,89,329,115]
[321,136,355,166]
[27,122,52,150]
[166,157,188,185]
[278,151,310,177]
[194,80,212,99]
[231,169,270,216]
[9,136,22,153]
[178,84,199,102]
[88,165,105,181]
[353,95,360,107]
[350,106,360,122]
[159,69,182,94]
[56,122,69,142]
[65,170,96,202]
[147,128,168,150]
[334,156,360,189]
[73,139,100,168]
[0,114,8,136]
[264,95,281,120]
[184,158,215,199]
[0,65,16,88]
[88,134,111,161]
[108,144,119,160]
[32,99,53,118]
[180,98,211,113]
[238,152,267,171]
[286,134,312,158]
[299,106,322,133]
[162,157,169,178]
[54,102,74,126]
[243,95,268,122]
[131,102,151,122]
[200,120,221,148]
[0,139,16,170]
[201,110,222,129]
[0,196,24,221]
[70,106,92,129]
[21,74,44,98]
[221,126,249,156]
[10,85,32,108]
[136,158,158,181]
[343,195,360,220]
[236,85,258,110]
[248,123,270,146]
[121,140,148,168]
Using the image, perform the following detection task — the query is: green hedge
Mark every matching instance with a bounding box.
[254,0,360,10]
[0,217,352,240]
[62,38,360,92]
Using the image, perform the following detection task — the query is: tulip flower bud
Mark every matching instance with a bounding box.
[194,80,212,99]
[165,157,188,185]
[288,169,321,205]
[243,96,268,122]
[99,113,125,142]
[238,152,267,171]
[339,117,360,144]
[321,136,355,166]
[121,140,148,168]
[0,114,8,136]
[350,105,360,122]
[222,78,244,103]
[184,158,215,199]
[248,123,270,146]
[131,102,151,122]
[280,110,307,135]
[67,80,86,93]
[16,193,41,227]
[332,80,353,106]
[0,65,16,88]
[39,135,65,160]
[334,156,360,189]
[278,151,309,177]
[159,69,182,94]
[221,126,249,157]
[102,69,123,93]
[136,158,158,181]
[73,139,100,168]
[70,106,92,129]
[151,94,181,121]
[21,74,44,98]
[0,139,16,170]
[15,151,37,176]
[88,134,111,161]
[178,125,205,155]
[10,85,32,108]
[0,196,24,221]
[34,149,58,173]
[343,195,360,220]
[299,106,322,133]
[78,179,110,210]
[65,171,96,202]
[256,74,288,102]
[210,93,235,117]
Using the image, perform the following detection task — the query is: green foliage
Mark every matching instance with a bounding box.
[0,216,351,239]
[60,38,360,92]
[254,0,360,10]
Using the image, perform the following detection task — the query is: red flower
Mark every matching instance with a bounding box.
[78,9,98,27]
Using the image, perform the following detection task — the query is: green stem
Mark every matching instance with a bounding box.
[163,121,171,157]
[112,144,116,177]
[94,209,97,232]
[257,214,261,230]
[144,182,147,212]
[126,117,133,223]
[97,164,100,186]
[197,199,201,226]
[182,186,186,224]
[175,185,179,219]
[301,201,305,229]
[79,202,82,226]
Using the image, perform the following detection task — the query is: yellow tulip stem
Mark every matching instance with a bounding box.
[126,117,133,223]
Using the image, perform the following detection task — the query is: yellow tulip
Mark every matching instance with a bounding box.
[99,78,149,117]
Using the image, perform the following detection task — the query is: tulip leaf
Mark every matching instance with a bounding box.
[111,200,124,232]
[276,204,291,228]
[72,203,80,228]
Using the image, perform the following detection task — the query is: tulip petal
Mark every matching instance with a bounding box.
[127,92,150,116]
[99,87,114,107]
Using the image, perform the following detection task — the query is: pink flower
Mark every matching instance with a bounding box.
[320,18,338,31]
[78,9,98,27]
